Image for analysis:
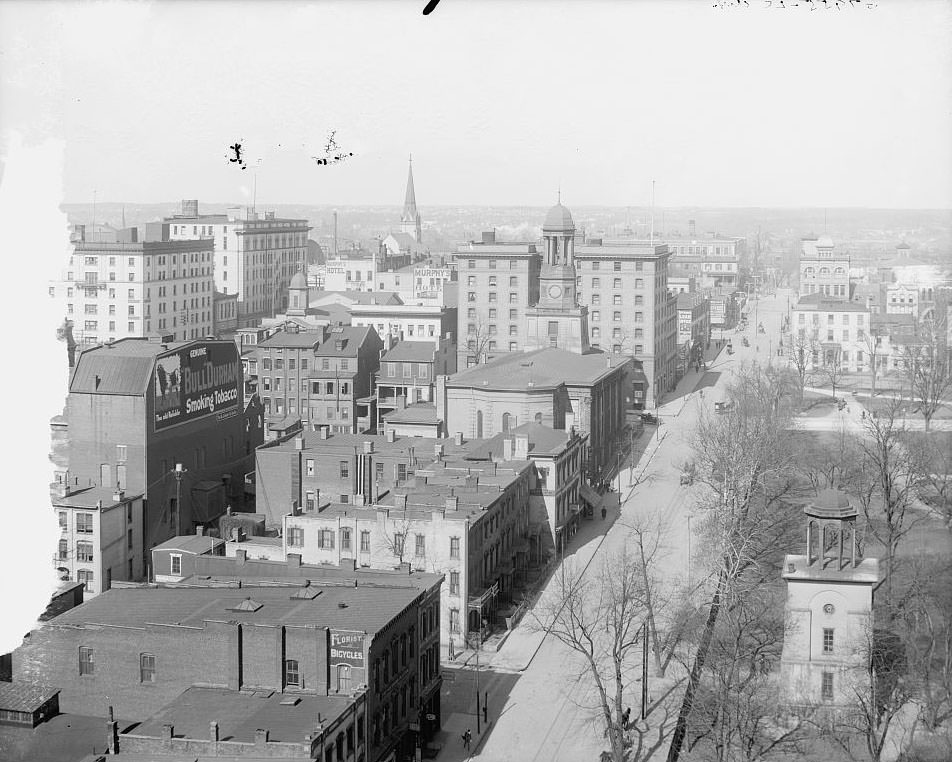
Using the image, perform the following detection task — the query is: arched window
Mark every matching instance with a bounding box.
[502,412,511,432]
[819,267,830,276]
[535,412,543,423]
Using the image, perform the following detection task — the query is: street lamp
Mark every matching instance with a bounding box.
[174,463,186,536]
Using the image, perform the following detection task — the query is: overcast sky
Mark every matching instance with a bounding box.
[1,0,951,652]
[2,0,951,211]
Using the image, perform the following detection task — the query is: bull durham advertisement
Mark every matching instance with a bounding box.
[329,630,365,668]
[153,343,241,431]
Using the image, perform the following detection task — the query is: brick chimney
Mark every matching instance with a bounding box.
[386,429,396,443]
[363,441,374,454]
[210,720,220,743]
[454,432,464,446]
[503,438,515,461]
[514,435,529,460]
[445,496,459,511]
[393,494,408,509]
[295,436,305,450]
[255,728,270,746]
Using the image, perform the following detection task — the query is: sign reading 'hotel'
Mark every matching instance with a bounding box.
[153,342,242,431]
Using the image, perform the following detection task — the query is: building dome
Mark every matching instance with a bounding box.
[289,270,308,290]
[543,203,575,232]
[804,487,856,519]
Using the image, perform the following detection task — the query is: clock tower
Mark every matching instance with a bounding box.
[524,201,591,354]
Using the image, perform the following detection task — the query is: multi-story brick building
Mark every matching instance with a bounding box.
[254,430,471,527]
[165,201,311,325]
[62,337,263,567]
[281,458,533,648]
[376,339,456,430]
[664,234,746,292]
[350,301,457,351]
[676,291,710,378]
[799,236,851,299]
[10,566,443,762]
[51,485,145,597]
[437,347,630,480]
[49,225,215,349]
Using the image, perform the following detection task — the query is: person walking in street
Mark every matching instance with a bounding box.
[462,729,472,751]
[601,506,607,521]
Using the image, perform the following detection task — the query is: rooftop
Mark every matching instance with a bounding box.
[313,326,374,357]
[263,429,470,459]
[465,422,573,461]
[50,581,428,634]
[70,338,184,396]
[380,341,436,363]
[54,486,143,510]
[782,554,880,584]
[543,202,575,232]
[383,403,439,425]
[794,294,868,312]
[257,332,324,349]
[130,686,351,746]
[446,347,629,391]
[0,681,59,713]
[153,534,227,555]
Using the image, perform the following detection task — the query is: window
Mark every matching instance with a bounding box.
[450,571,460,595]
[341,528,352,551]
[58,511,67,530]
[450,608,460,633]
[613,312,621,322]
[613,278,622,288]
[635,279,644,288]
[592,277,601,288]
[821,671,834,701]
[58,539,68,560]
[393,533,405,557]
[450,536,460,559]
[636,261,643,271]
[592,327,601,340]
[591,310,600,322]
[170,554,182,575]
[340,461,349,479]
[287,527,304,546]
[509,276,517,286]
[77,569,94,591]
[415,534,426,556]
[360,530,371,552]
[509,292,518,303]
[592,261,600,271]
[79,647,94,676]
[337,664,352,693]
[318,529,336,549]
[613,295,622,306]
[285,659,300,686]
[468,260,475,269]
[823,628,834,654]
[140,653,156,683]
[76,513,93,533]
[306,459,315,477]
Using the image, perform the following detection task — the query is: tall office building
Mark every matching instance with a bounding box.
[165,201,311,325]
[49,224,215,348]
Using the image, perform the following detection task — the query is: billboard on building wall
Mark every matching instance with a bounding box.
[329,630,366,668]
[153,342,242,431]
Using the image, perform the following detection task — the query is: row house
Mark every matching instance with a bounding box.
[281,458,534,648]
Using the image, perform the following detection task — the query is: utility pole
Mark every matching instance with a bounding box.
[174,463,184,536]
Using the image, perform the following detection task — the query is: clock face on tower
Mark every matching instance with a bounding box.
[548,284,563,299]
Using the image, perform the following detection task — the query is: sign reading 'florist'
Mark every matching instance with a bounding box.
[153,343,242,431]
[329,630,365,668]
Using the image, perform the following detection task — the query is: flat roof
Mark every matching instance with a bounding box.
[794,295,867,312]
[54,486,143,510]
[130,686,352,745]
[446,347,629,391]
[257,332,323,349]
[380,341,435,363]
[383,403,439,425]
[51,581,426,634]
[465,422,573,460]
[263,430,470,459]
[153,535,226,554]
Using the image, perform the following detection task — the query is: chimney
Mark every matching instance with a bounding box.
[162,724,174,746]
[255,729,270,747]
[454,432,464,446]
[235,549,247,564]
[318,426,329,440]
[386,429,396,443]
[196,526,205,537]
[502,438,515,461]
[291,500,302,516]
[106,706,119,754]
[445,496,459,511]
[514,435,529,460]
[227,504,233,516]
[113,489,124,502]
[394,494,408,509]
[434,443,444,460]
[287,553,302,567]
[295,436,305,450]
[231,526,245,542]
[363,441,374,454]
[210,720,220,742]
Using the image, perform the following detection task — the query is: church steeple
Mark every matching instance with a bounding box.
[400,154,422,242]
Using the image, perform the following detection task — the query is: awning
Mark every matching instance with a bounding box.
[579,481,602,511]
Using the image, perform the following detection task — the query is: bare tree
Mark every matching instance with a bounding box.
[902,317,952,431]
[860,328,885,395]
[465,316,493,366]
[907,432,952,531]
[685,586,811,762]
[793,427,858,496]
[379,512,426,568]
[815,347,848,400]
[529,542,678,762]
[855,394,927,605]
[789,328,819,402]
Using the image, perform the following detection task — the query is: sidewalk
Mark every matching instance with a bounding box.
[443,426,672,675]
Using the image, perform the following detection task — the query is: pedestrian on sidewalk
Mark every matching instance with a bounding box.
[601,506,607,521]
[462,729,472,751]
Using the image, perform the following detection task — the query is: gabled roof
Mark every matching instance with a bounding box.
[314,326,376,357]
[70,338,182,396]
[257,332,323,349]
[381,341,435,363]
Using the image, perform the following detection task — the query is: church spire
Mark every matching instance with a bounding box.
[400,153,422,242]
